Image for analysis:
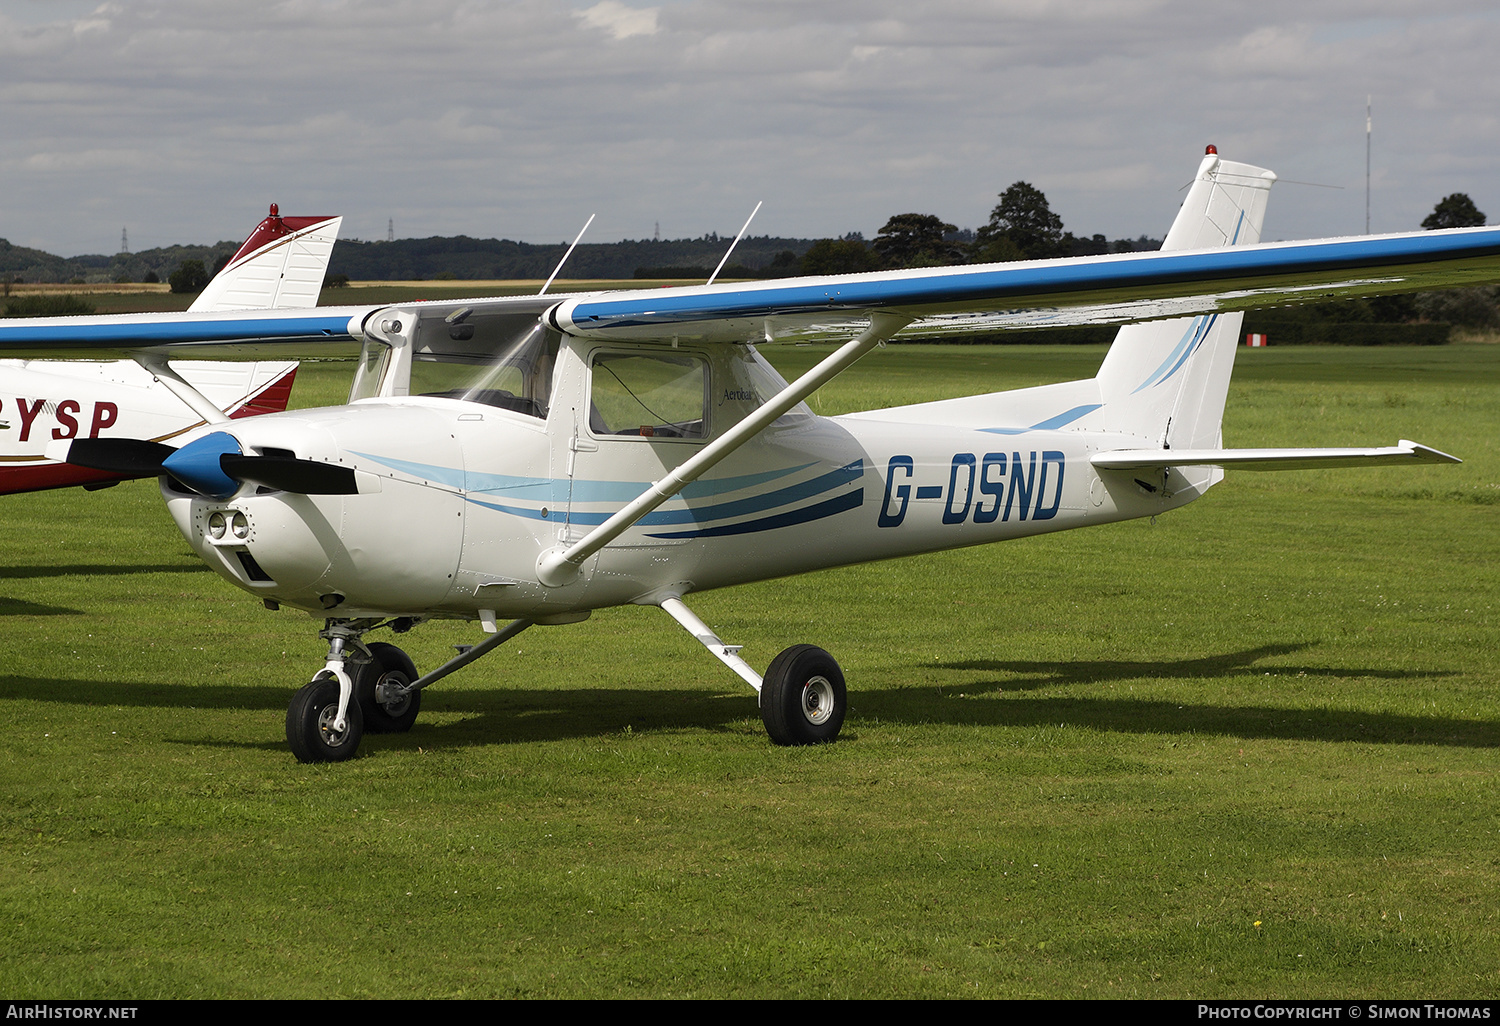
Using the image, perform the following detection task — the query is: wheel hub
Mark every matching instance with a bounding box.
[801,675,834,725]
[375,672,412,715]
[316,703,353,747]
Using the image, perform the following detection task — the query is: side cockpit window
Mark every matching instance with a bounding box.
[590,352,707,439]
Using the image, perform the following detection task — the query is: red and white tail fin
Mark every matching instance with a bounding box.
[189,206,342,313]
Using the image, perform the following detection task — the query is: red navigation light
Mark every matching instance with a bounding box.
[1205,145,1218,155]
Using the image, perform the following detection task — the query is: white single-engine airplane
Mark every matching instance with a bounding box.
[3,149,1493,762]
[0,206,340,494]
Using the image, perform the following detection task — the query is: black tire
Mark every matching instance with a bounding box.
[760,644,846,746]
[355,642,421,734]
[286,674,364,763]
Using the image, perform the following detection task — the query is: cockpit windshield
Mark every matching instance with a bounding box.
[351,300,562,419]
[411,321,560,419]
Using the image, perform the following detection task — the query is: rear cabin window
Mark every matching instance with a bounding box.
[590,352,708,439]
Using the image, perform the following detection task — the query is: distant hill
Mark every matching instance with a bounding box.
[327,235,818,281]
[0,238,240,286]
[3,232,1163,285]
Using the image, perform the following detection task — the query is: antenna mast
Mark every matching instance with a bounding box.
[539,214,596,296]
[1366,96,1372,234]
[706,201,763,286]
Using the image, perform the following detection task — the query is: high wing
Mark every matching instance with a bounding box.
[3,223,1497,357]
[546,235,1500,344]
[3,226,1497,353]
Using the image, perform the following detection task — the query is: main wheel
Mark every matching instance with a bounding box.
[760,644,846,746]
[355,642,422,734]
[286,674,364,763]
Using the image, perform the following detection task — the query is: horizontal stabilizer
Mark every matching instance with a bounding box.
[1091,440,1461,471]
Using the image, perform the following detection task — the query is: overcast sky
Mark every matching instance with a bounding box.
[3,1,1498,257]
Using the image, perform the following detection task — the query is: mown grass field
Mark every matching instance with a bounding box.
[1,344,1496,998]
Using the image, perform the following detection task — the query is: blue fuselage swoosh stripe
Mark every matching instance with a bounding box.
[466,460,863,527]
[981,404,1103,435]
[595,459,862,525]
[350,452,815,502]
[644,489,864,539]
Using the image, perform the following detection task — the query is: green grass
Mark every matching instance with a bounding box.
[1,346,1497,997]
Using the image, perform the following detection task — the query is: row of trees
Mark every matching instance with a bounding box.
[783,185,1497,331]
[792,181,1156,277]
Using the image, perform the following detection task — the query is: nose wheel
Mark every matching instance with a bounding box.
[286,674,365,763]
[285,625,423,762]
[760,644,846,746]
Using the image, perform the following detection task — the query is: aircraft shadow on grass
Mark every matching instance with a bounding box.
[2,637,1491,751]
[0,562,208,580]
[0,562,208,613]
[0,597,85,616]
[931,643,1435,691]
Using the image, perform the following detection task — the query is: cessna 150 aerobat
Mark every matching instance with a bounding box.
[0,206,341,494]
[3,149,1492,762]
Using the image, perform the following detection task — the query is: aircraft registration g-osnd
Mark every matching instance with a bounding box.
[4,148,1493,762]
[0,206,341,494]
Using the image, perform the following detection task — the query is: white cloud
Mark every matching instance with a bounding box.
[1,1,1499,253]
[575,1,660,40]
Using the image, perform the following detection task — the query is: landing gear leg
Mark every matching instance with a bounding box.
[285,618,384,763]
[657,596,847,746]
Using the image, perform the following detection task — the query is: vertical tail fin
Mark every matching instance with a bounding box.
[1095,151,1276,451]
[188,207,342,313]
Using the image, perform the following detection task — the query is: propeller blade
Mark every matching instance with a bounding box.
[62,431,358,497]
[220,454,360,495]
[61,438,178,475]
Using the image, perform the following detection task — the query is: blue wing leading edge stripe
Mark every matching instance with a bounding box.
[560,228,1500,331]
[0,313,356,347]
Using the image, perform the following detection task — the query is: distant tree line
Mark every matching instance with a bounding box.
[727,183,1161,279]
[0,237,239,288]
[1246,191,1497,340]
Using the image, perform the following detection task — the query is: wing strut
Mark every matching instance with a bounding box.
[133,355,231,426]
[536,312,912,587]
